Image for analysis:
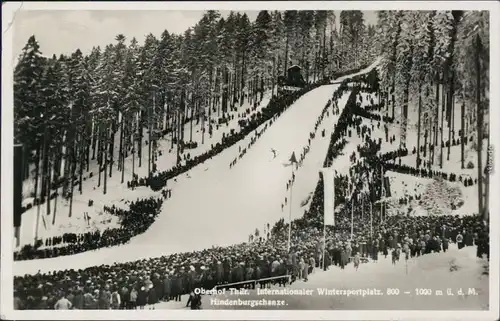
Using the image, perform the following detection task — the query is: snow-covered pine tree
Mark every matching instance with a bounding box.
[14,35,46,182]
[455,11,489,219]
[432,11,454,168]
[90,44,116,195]
[410,11,434,167]
[112,34,128,179]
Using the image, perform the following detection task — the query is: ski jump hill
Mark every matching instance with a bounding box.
[15,59,381,276]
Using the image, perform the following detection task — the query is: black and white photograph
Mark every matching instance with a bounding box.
[1,1,499,320]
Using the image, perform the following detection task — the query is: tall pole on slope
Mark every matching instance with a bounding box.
[287,152,298,253]
[287,164,294,253]
[380,162,384,223]
[350,199,354,240]
[370,201,373,238]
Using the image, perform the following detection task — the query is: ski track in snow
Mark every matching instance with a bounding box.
[14,83,345,275]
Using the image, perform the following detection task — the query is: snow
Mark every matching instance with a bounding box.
[14,83,345,276]
[330,58,382,84]
[151,244,489,311]
[384,171,479,217]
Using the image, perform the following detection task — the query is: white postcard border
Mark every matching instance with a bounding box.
[1,1,499,320]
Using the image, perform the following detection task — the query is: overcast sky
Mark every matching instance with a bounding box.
[13,10,378,59]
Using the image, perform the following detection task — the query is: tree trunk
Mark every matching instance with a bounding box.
[97,125,103,187]
[284,34,289,77]
[68,141,77,218]
[52,162,59,226]
[148,95,152,177]
[461,99,465,169]
[432,78,440,165]
[447,71,454,161]
[45,152,52,217]
[272,55,276,98]
[241,52,246,104]
[475,35,484,219]
[120,114,125,184]
[33,146,41,205]
[103,126,109,195]
[91,117,98,160]
[118,112,124,171]
[138,110,143,167]
[40,128,50,203]
[176,110,181,165]
[109,114,117,178]
[391,85,395,119]
[78,140,84,194]
[132,114,137,179]
[440,81,446,168]
[416,84,422,167]
[190,95,195,142]
[201,102,205,145]
[401,83,409,149]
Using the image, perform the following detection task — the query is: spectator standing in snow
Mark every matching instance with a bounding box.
[353,252,361,270]
[456,232,464,249]
[54,293,72,310]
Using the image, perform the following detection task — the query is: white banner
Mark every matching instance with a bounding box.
[322,168,335,226]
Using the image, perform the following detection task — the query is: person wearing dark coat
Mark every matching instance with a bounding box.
[163,274,172,301]
[148,286,158,306]
[72,289,84,310]
[153,277,163,301]
[324,253,332,270]
[186,292,202,309]
[465,231,474,247]
[442,237,449,252]
[120,285,130,309]
[172,274,182,302]
[215,262,224,285]
[136,287,148,309]
[340,248,348,270]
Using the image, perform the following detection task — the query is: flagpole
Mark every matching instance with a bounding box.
[362,195,364,220]
[370,201,373,238]
[322,221,326,270]
[380,162,384,223]
[350,201,354,239]
[287,165,293,253]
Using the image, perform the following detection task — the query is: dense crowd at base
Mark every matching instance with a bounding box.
[13,65,490,311]
[13,209,488,310]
